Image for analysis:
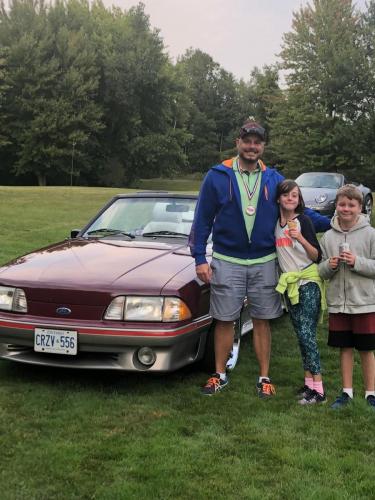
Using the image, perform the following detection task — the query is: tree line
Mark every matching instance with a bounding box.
[0,0,375,188]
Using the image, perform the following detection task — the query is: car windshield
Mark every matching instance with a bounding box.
[82,197,197,239]
[295,173,343,189]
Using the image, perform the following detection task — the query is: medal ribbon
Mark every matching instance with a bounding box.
[239,163,261,204]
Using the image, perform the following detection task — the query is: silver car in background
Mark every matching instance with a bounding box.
[295,172,373,218]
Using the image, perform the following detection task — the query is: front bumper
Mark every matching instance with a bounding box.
[0,314,212,372]
[305,204,335,217]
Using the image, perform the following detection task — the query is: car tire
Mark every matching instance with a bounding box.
[363,195,373,218]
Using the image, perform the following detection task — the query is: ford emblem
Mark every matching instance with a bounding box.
[56,306,72,316]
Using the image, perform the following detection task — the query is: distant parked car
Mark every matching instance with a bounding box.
[295,172,373,218]
[0,192,253,373]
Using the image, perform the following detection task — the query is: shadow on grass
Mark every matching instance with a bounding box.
[0,357,205,395]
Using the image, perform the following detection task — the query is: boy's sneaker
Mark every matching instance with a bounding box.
[298,389,327,405]
[366,395,375,408]
[296,385,314,399]
[201,373,228,396]
[256,378,276,399]
[330,392,352,409]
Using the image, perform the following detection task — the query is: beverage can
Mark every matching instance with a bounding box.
[339,242,350,254]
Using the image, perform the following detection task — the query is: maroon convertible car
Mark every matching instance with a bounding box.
[0,192,252,372]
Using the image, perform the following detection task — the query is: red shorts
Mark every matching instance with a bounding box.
[328,312,375,351]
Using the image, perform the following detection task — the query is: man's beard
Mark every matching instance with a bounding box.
[239,151,258,165]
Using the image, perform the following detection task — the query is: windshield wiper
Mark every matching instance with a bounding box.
[86,228,135,239]
[142,230,189,238]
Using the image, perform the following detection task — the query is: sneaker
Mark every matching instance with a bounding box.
[366,395,375,408]
[330,392,352,409]
[256,378,276,399]
[296,385,314,399]
[201,373,228,396]
[298,389,327,405]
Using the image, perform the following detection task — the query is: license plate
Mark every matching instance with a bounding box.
[34,328,77,355]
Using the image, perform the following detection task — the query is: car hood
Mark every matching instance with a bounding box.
[299,187,336,204]
[0,238,195,294]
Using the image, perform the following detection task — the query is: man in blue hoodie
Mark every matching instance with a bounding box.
[189,121,330,396]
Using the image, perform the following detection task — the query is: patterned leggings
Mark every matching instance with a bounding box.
[288,281,322,375]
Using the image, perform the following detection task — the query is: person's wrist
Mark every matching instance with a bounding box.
[195,257,207,266]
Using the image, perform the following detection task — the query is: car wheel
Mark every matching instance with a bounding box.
[200,308,252,373]
[226,316,242,371]
[200,316,242,373]
[200,323,215,373]
[363,195,373,218]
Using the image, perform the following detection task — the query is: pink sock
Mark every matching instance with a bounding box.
[305,377,314,390]
[313,380,324,395]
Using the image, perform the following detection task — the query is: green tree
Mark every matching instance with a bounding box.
[0,0,103,185]
[271,89,340,177]
[272,0,368,177]
[0,51,9,147]
[237,65,281,166]
[92,3,189,185]
[176,49,242,172]
[356,0,375,188]
[241,65,281,127]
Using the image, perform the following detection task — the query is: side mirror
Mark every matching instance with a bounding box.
[70,229,81,238]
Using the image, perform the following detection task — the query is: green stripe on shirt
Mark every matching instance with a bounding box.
[213,251,277,266]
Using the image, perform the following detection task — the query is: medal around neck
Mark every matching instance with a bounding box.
[246,205,256,216]
[237,161,261,217]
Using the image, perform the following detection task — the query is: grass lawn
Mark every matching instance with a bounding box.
[0,185,374,500]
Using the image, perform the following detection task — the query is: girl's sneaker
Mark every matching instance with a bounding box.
[296,385,314,399]
[298,389,327,405]
[366,395,375,408]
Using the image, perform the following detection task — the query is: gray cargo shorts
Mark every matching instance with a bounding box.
[209,257,283,321]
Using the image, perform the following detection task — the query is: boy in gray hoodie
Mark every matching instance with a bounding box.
[319,184,375,409]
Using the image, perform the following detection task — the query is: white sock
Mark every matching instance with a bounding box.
[259,376,270,383]
[365,391,375,399]
[218,372,227,381]
[343,388,353,398]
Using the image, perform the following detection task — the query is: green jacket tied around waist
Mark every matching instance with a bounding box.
[275,264,326,321]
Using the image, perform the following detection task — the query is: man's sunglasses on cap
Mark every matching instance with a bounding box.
[239,122,266,141]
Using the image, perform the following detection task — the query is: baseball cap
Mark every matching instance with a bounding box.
[239,121,266,141]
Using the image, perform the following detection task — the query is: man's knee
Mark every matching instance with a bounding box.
[252,318,270,333]
[215,319,235,333]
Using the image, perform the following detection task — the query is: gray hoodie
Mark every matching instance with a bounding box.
[318,214,375,314]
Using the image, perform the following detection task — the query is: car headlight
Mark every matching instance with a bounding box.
[104,296,192,322]
[0,286,28,313]
[125,296,164,321]
[315,194,328,203]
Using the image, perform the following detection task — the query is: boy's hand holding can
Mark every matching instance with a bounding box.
[339,242,355,267]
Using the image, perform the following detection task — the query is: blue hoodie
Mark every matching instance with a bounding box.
[189,159,330,266]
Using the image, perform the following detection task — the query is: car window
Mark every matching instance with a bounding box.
[82,197,197,238]
[296,173,342,189]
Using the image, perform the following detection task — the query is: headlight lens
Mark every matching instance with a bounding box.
[315,193,328,203]
[125,297,164,321]
[0,286,28,313]
[104,296,192,322]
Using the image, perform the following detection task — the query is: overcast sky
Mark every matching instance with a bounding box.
[102,0,367,80]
